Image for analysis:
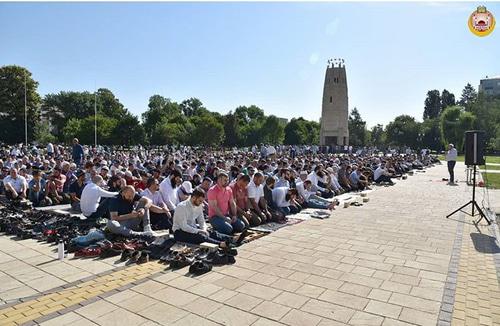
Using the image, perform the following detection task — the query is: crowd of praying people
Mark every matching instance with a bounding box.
[0,139,438,248]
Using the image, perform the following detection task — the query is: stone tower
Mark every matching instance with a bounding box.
[320,58,349,147]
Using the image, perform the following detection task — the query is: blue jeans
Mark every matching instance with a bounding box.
[210,216,246,235]
[306,195,331,209]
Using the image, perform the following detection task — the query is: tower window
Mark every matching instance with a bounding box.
[327,78,330,84]
[329,96,332,103]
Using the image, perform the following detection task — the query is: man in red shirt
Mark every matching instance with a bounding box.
[46,167,69,204]
[230,174,262,227]
[207,172,246,235]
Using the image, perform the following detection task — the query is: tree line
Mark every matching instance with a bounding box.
[348,84,500,152]
[0,65,319,147]
[1,65,498,151]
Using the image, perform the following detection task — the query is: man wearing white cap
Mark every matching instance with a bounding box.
[177,180,193,202]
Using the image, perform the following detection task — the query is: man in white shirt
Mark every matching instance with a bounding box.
[272,187,300,216]
[141,177,172,231]
[3,168,27,200]
[173,188,236,245]
[374,164,394,184]
[297,180,336,210]
[159,170,182,212]
[80,175,118,219]
[247,172,272,223]
[446,143,458,185]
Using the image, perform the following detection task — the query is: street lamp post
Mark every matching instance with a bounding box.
[94,90,97,148]
[24,74,27,146]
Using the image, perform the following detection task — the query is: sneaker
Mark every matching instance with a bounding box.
[142,230,159,238]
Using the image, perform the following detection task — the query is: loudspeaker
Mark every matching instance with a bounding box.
[464,130,485,165]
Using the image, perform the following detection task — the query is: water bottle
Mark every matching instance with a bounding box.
[58,241,65,261]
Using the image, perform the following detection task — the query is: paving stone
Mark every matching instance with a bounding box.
[399,307,438,326]
[364,300,402,319]
[300,299,355,324]
[280,309,322,326]
[183,296,222,316]
[207,304,259,326]
[252,317,287,326]
[138,301,188,325]
[318,290,369,310]
[348,311,384,325]
[225,293,263,311]
[295,284,326,298]
[75,300,118,319]
[149,285,198,307]
[171,313,220,326]
[389,292,441,314]
[273,292,309,309]
[38,311,82,326]
[252,301,292,321]
[236,282,283,301]
[95,308,147,326]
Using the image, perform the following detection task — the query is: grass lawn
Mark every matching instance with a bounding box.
[437,155,500,166]
[482,172,500,189]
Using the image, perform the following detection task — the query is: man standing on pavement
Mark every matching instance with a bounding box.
[72,138,84,167]
[446,143,458,185]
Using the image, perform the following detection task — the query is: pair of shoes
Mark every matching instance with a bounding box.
[189,260,212,275]
[170,254,193,269]
[205,250,236,266]
[74,246,102,258]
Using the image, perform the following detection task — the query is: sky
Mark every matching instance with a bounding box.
[1,2,499,128]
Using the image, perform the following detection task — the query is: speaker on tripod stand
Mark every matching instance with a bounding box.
[447,130,490,225]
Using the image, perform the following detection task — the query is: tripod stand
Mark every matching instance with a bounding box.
[446,164,490,225]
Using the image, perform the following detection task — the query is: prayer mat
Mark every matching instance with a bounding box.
[249,218,304,233]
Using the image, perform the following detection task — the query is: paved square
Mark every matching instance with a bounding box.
[0,162,499,325]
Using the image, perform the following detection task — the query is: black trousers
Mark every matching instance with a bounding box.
[150,212,172,231]
[375,175,392,183]
[447,161,456,183]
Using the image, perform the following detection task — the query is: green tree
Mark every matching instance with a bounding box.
[440,106,476,151]
[369,124,385,147]
[234,105,266,146]
[110,113,146,145]
[62,118,83,143]
[423,90,441,120]
[459,83,478,110]
[0,65,42,144]
[189,114,224,146]
[34,122,57,145]
[468,92,500,150]
[284,118,308,145]
[151,121,189,145]
[180,98,205,117]
[42,88,129,141]
[385,115,421,148]
[421,118,442,150]
[441,89,456,111]
[260,115,285,144]
[223,112,242,147]
[142,95,182,140]
[348,107,367,147]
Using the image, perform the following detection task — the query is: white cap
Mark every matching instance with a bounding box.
[182,181,193,194]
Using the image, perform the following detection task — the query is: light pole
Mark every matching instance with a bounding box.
[94,89,97,148]
[24,74,27,146]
